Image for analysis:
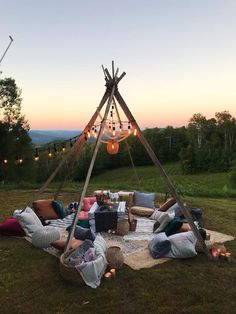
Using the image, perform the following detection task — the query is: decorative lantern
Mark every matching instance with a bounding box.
[107,141,119,155]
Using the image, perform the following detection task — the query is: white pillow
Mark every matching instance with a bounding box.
[150,209,165,220]
[15,206,43,237]
[165,231,197,259]
[154,212,174,233]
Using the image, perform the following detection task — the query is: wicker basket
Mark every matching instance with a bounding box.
[59,250,84,285]
[116,218,130,236]
[106,246,124,269]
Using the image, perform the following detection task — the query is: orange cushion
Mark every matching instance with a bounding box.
[158,198,176,212]
[51,238,83,251]
[32,199,59,220]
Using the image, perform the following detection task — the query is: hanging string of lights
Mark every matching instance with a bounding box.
[1,98,138,165]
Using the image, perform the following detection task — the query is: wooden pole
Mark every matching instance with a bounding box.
[29,90,110,205]
[64,85,117,253]
[114,88,211,258]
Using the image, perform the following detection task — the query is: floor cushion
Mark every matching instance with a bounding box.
[32,199,59,220]
[158,198,176,212]
[0,217,26,237]
[153,212,175,233]
[83,197,96,211]
[133,191,155,209]
[78,211,89,220]
[51,200,67,219]
[15,206,44,237]
[31,226,60,248]
[148,232,171,259]
[73,226,96,241]
[163,217,183,236]
[131,206,154,217]
[165,231,197,259]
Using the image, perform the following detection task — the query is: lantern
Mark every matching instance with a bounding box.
[107,140,119,155]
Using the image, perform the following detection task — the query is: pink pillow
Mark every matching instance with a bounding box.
[0,217,26,237]
[83,197,96,211]
[78,211,89,220]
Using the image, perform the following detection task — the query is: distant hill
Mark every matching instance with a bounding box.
[29,130,82,145]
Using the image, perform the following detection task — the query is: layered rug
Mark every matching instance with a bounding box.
[26,215,235,270]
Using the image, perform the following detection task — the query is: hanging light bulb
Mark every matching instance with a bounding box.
[128,123,131,134]
[48,149,52,158]
[3,159,8,164]
[19,158,23,164]
[61,144,66,152]
[87,130,91,138]
[34,149,39,161]
[112,126,115,136]
[134,128,137,136]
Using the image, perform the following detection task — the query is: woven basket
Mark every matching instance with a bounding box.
[106,246,124,269]
[59,250,84,285]
[116,219,129,236]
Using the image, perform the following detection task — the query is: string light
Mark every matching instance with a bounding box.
[34,149,39,161]
[3,159,8,164]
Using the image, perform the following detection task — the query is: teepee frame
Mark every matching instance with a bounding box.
[33,62,211,258]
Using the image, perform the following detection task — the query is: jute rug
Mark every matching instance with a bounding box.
[26,217,235,270]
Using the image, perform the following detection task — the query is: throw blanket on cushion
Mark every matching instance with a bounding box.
[148,232,171,259]
[75,235,108,288]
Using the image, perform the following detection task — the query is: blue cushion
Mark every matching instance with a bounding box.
[74,226,96,241]
[133,191,155,209]
[148,232,171,258]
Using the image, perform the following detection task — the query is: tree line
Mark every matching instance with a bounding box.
[0,77,236,186]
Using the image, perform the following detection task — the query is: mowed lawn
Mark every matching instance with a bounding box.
[0,165,236,314]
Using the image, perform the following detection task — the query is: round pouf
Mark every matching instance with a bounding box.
[106,246,124,269]
[32,226,60,248]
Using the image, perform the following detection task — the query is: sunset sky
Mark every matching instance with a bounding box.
[1,0,236,130]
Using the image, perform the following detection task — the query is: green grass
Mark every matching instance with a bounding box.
[0,164,236,313]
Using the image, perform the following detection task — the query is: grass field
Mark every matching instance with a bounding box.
[0,164,236,314]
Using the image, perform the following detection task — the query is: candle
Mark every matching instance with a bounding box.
[104,272,112,280]
[211,247,219,260]
[110,268,116,277]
